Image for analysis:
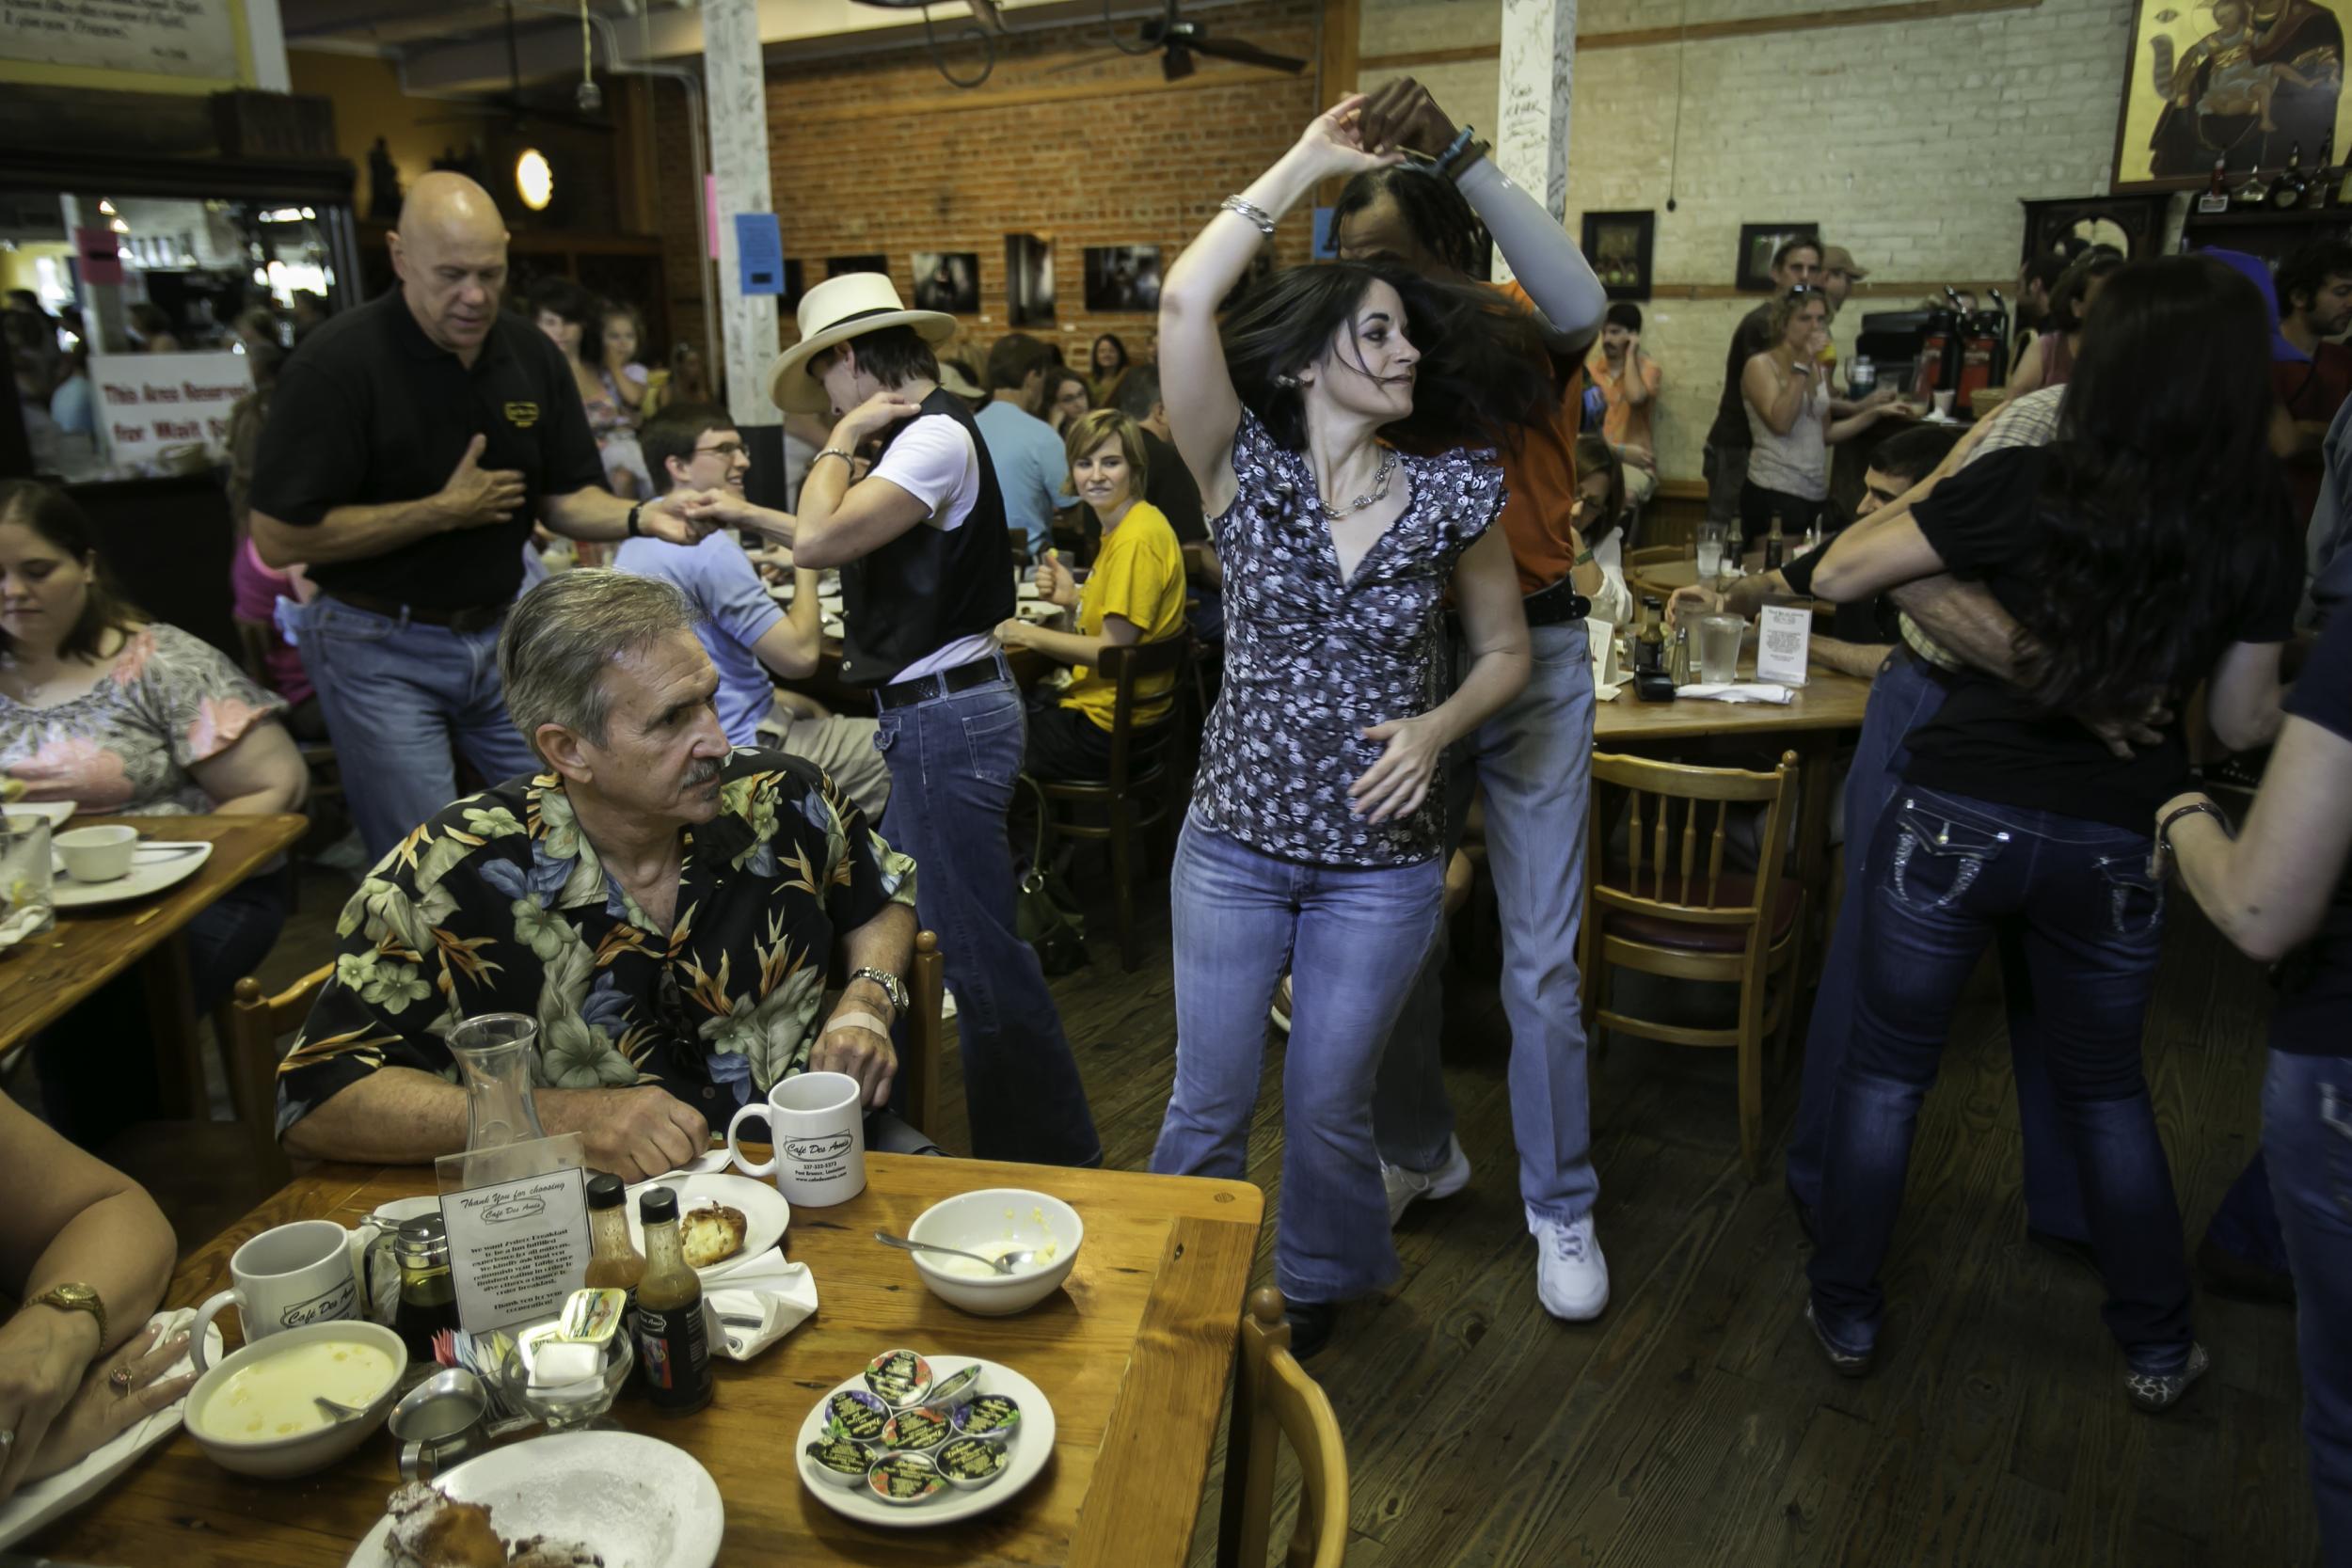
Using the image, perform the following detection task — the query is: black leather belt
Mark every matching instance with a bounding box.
[1521,574,1591,627]
[331,592,509,637]
[873,653,1010,712]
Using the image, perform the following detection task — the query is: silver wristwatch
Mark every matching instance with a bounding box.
[849,965,910,1016]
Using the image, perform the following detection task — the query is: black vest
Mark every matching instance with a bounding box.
[838,388,1019,687]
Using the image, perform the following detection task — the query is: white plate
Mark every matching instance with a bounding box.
[344,1431,722,1568]
[48,841,212,908]
[795,1354,1055,1528]
[623,1171,788,1280]
[3,800,73,829]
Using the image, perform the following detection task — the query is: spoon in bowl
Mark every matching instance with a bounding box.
[874,1230,1035,1275]
[314,1394,373,1422]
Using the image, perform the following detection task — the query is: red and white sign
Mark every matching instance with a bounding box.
[88,350,251,467]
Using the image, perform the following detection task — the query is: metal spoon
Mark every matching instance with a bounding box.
[874,1231,1035,1275]
[315,1394,373,1421]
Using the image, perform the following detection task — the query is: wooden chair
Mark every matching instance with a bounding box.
[215,962,335,1193]
[1216,1288,1348,1568]
[1624,544,1684,573]
[1579,750,1805,1181]
[1029,638,1192,971]
[899,930,946,1141]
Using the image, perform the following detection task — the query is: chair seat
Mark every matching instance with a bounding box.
[1599,867,1801,953]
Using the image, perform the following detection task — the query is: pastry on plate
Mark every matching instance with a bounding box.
[383,1481,604,1568]
[679,1203,748,1268]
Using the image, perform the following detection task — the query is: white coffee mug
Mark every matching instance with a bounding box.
[725,1070,866,1208]
[189,1219,365,1370]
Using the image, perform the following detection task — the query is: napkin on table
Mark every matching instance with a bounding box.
[0,1309,206,1551]
[1677,682,1795,705]
[700,1248,818,1361]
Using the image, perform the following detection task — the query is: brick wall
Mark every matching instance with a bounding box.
[1363,0,2138,478]
[650,0,1324,383]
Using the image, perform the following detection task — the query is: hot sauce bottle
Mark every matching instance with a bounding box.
[632,1188,713,1415]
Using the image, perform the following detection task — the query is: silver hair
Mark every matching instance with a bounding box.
[499,569,698,762]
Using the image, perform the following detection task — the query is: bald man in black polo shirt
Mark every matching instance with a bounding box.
[248,172,710,856]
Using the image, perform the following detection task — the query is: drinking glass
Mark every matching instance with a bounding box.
[0,814,55,950]
[449,1014,548,1151]
[1694,522,1728,583]
[1699,615,1746,686]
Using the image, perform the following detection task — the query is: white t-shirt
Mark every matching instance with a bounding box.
[865,413,999,682]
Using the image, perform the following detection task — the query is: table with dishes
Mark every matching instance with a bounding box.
[20,1145,1266,1568]
[0,809,308,1101]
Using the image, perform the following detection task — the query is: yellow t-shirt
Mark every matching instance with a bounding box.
[1061,501,1187,733]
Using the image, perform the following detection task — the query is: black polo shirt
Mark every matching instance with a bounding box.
[248,291,605,610]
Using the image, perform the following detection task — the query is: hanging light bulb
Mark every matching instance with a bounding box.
[516,149,554,212]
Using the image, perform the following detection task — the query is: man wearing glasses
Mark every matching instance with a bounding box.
[612,403,890,820]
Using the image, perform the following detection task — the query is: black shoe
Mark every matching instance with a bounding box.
[1284,1299,1337,1360]
[1804,1300,1872,1378]
[2197,1234,2297,1307]
[2026,1227,2100,1279]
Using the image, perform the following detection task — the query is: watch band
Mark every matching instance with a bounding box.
[849,965,910,1016]
[32,1283,105,1348]
[626,501,644,538]
[2157,799,2227,848]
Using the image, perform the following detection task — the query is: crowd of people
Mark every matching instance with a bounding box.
[2,74,2348,1561]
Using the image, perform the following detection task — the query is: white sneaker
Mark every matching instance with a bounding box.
[1532,1211,1610,1321]
[1381,1134,1471,1227]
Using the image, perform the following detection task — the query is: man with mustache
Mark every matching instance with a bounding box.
[276,571,929,1180]
[247,172,712,863]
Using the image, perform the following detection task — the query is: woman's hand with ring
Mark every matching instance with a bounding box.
[20,1323,197,1487]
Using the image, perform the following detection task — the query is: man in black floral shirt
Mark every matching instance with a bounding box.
[277,571,921,1180]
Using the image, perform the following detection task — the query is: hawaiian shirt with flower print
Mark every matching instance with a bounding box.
[275,749,917,1135]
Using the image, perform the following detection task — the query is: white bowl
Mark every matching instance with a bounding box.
[905,1188,1083,1316]
[185,1321,407,1479]
[55,824,135,882]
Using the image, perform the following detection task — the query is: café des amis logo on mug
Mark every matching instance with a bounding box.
[787,1133,855,1164]
[278,1276,358,1329]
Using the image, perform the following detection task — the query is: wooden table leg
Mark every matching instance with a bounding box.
[141,932,204,1119]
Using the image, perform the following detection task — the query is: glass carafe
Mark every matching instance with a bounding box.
[449,1013,548,1151]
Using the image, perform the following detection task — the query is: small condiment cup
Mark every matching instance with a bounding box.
[951,1391,1022,1446]
[866,1450,946,1506]
[55,824,136,883]
[935,1434,1008,1491]
[806,1432,876,1488]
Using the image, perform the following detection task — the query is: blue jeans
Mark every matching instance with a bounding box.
[1786,655,2086,1243]
[2265,1050,2352,1563]
[1371,620,1597,1226]
[872,668,1100,1167]
[1153,814,1444,1303]
[1808,786,2193,1372]
[296,597,540,860]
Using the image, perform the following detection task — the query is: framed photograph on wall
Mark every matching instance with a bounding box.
[2111,0,2350,191]
[1581,210,1654,300]
[1006,233,1055,325]
[781,259,806,311]
[1084,245,1162,311]
[1736,223,1820,292]
[825,253,887,277]
[2018,195,2171,266]
[912,251,980,313]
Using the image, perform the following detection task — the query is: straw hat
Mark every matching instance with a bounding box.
[765,273,957,415]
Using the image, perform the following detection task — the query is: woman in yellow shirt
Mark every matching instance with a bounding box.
[999,410,1187,780]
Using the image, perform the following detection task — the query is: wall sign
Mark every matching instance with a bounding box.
[0,0,241,81]
[88,350,249,467]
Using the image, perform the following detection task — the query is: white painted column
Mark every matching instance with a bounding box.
[1492,0,1577,283]
[701,0,779,429]
[242,0,292,91]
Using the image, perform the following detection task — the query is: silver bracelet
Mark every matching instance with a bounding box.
[814,448,856,470]
[1220,195,1277,238]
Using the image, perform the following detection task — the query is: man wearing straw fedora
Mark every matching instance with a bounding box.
[701,274,1101,1167]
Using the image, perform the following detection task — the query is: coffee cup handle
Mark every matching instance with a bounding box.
[187,1291,238,1373]
[726,1103,777,1177]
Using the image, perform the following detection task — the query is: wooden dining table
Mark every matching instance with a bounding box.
[0,812,307,1107]
[30,1150,1266,1568]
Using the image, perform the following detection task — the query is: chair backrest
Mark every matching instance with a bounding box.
[1216,1288,1349,1568]
[1589,749,1799,928]
[1625,544,1683,572]
[221,961,334,1188]
[1093,637,1191,789]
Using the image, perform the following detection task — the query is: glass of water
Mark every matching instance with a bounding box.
[0,812,55,951]
[1695,521,1728,583]
[1699,615,1746,686]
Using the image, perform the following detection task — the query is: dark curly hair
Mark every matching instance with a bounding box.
[1330,165,1491,279]
[1218,261,1552,454]
[2011,255,2298,721]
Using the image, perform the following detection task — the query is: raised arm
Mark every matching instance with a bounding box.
[2162,712,2352,962]
[751,566,825,681]
[1743,353,1812,437]
[1161,96,1400,518]
[2205,639,2287,753]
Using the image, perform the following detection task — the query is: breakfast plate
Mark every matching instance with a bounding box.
[48,841,212,909]
[344,1431,723,1568]
[623,1171,788,1278]
[795,1354,1055,1528]
[2,800,72,829]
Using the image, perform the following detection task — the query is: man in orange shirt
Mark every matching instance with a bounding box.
[1585,301,1662,506]
[1339,79,1614,1322]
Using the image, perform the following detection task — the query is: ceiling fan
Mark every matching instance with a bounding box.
[1052,0,1309,81]
[417,0,615,135]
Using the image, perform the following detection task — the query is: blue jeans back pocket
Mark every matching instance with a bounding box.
[2094,853,2166,939]
[1886,797,2010,911]
[961,703,1024,788]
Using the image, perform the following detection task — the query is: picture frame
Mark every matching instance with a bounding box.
[911,251,980,314]
[1736,223,1820,293]
[2018,195,2171,267]
[780,259,806,311]
[1083,245,1162,312]
[2110,0,2351,192]
[825,253,887,278]
[1005,233,1055,325]
[1580,209,1654,301]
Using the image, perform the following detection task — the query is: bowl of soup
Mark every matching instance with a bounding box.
[905,1188,1083,1316]
[186,1321,407,1478]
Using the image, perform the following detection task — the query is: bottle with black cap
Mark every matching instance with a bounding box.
[632,1187,712,1415]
